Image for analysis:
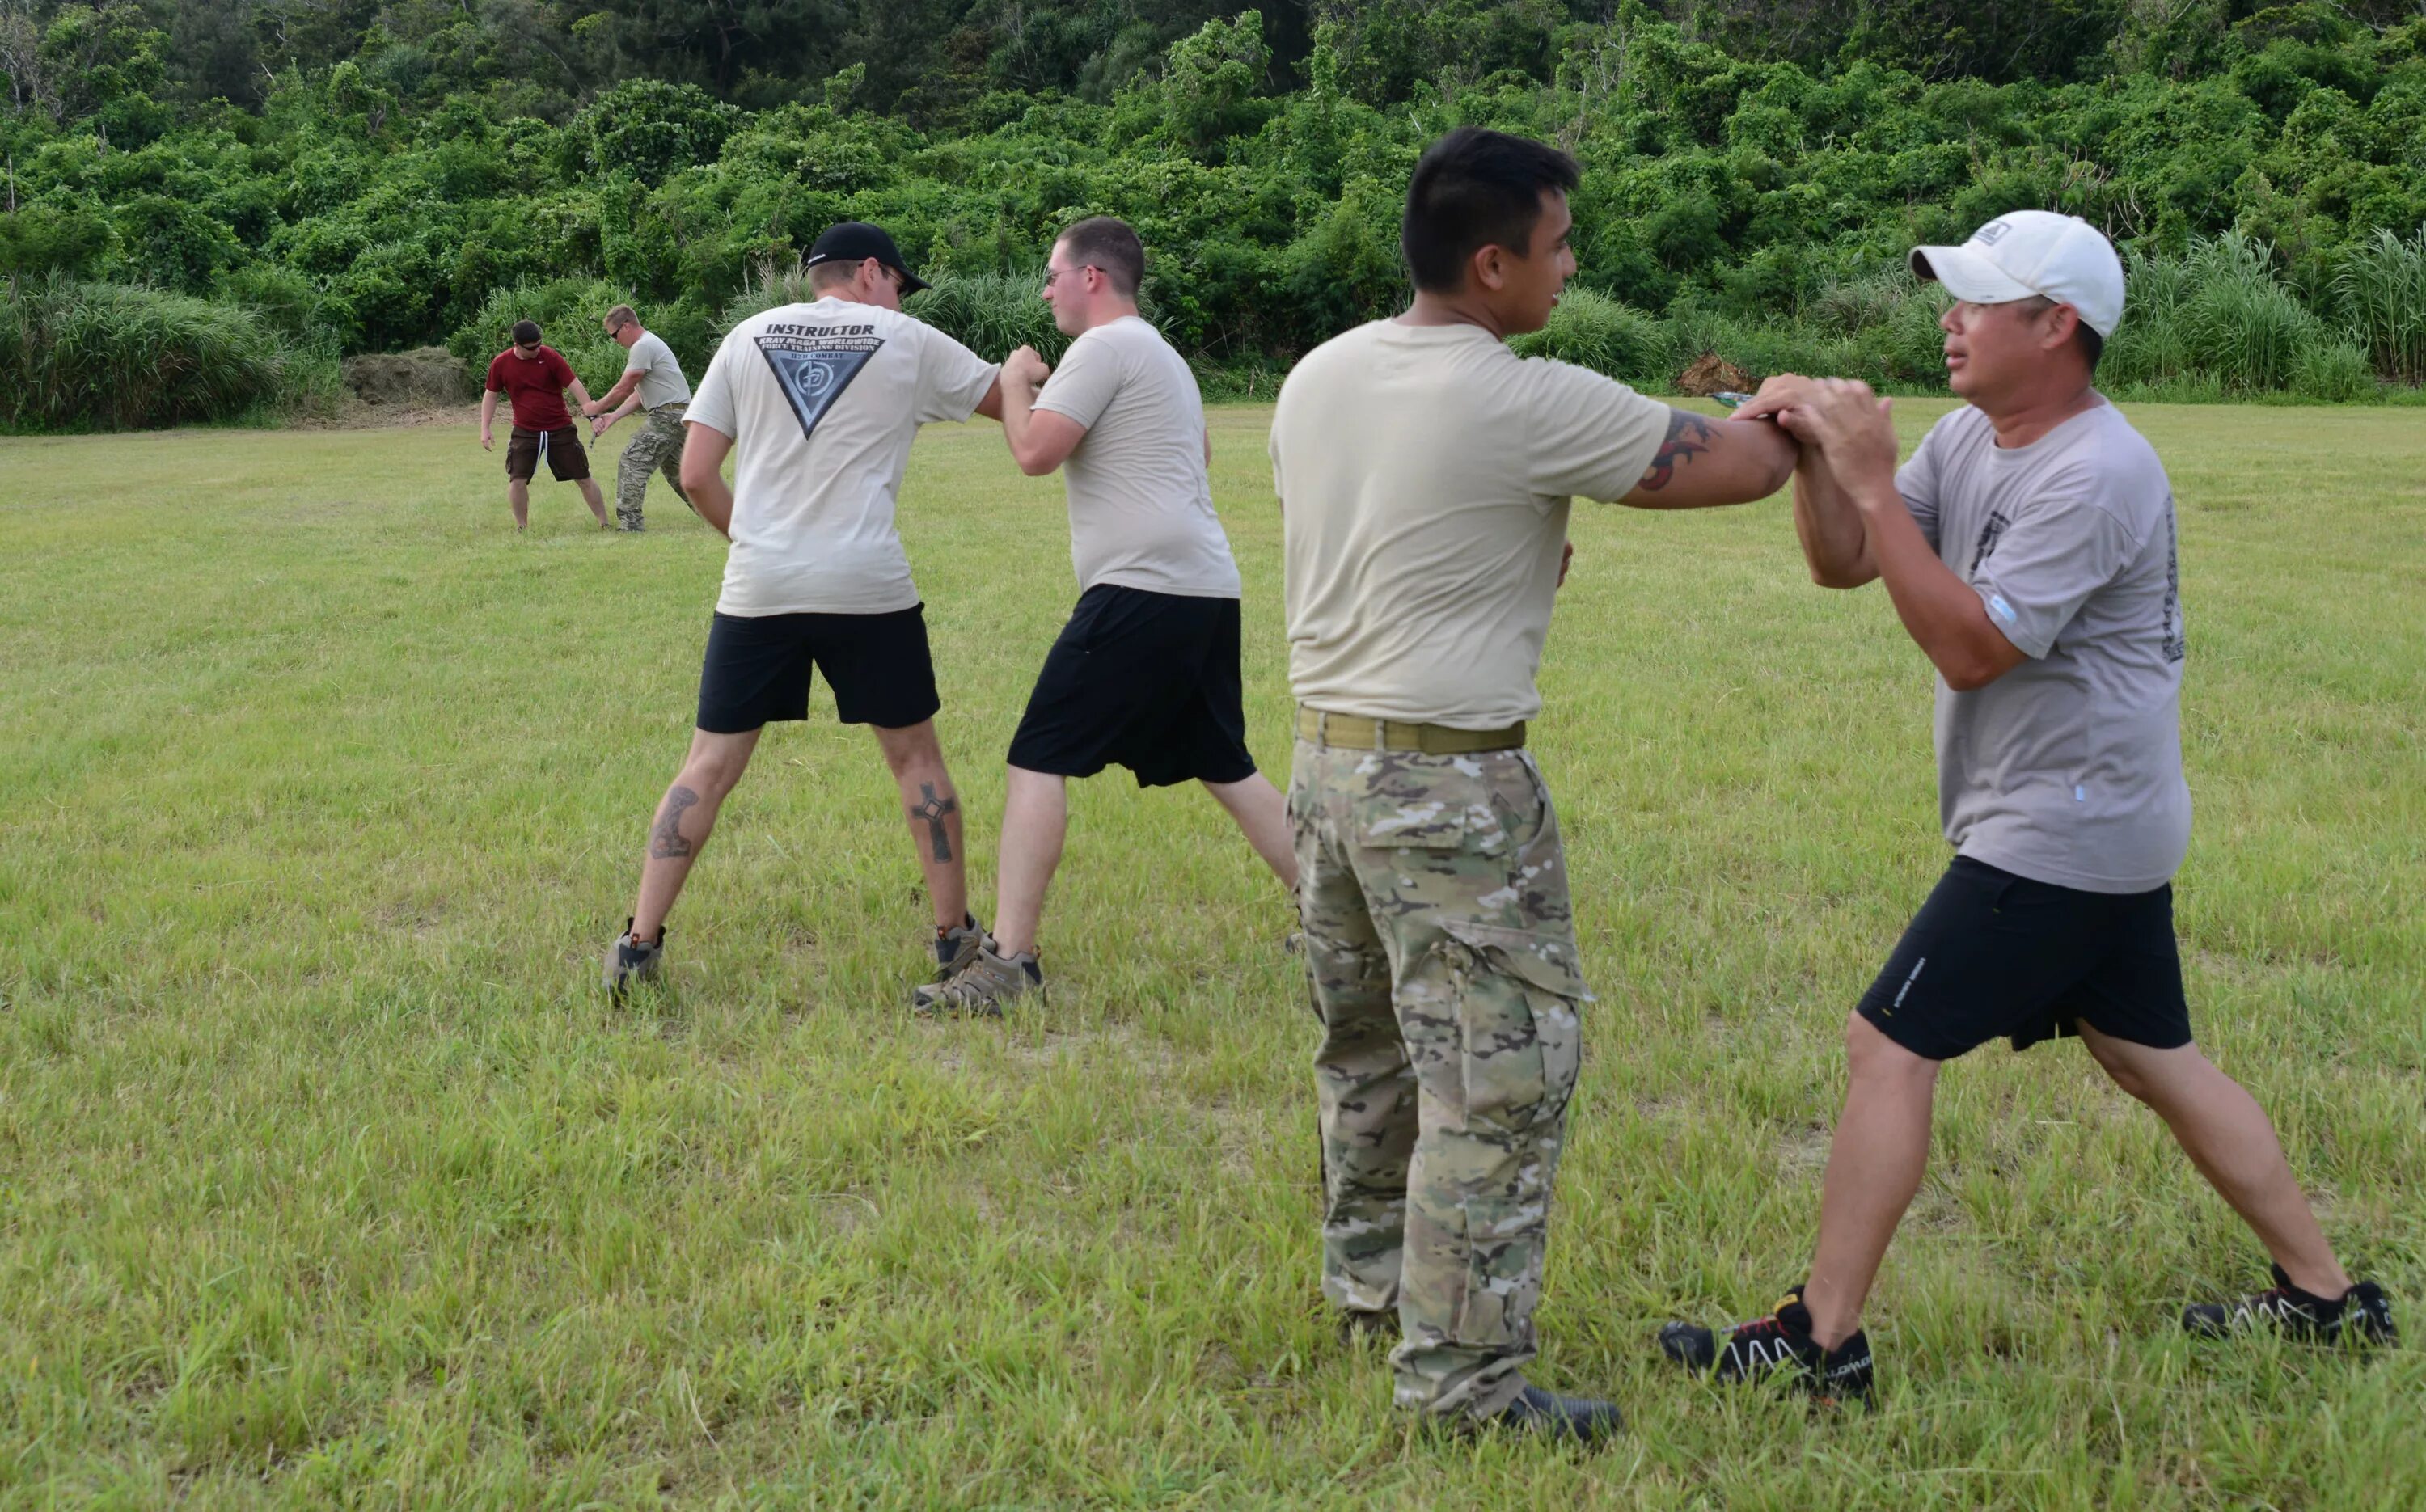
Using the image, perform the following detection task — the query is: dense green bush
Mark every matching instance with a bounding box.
[1510,289,1670,386]
[1,277,338,431]
[719,262,1088,365]
[3,2,2421,428]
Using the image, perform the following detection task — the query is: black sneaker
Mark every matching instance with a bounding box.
[2183,1264,2399,1346]
[1454,1384,1624,1445]
[602,919,663,1000]
[1659,1288,1874,1404]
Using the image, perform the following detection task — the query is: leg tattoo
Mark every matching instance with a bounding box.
[911,782,958,863]
[649,785,700,859]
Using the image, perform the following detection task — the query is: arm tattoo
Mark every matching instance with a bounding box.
[1635,408,1718,491]
[910,783,958,863]
[649,785,699,859]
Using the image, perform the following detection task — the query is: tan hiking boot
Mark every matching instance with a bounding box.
[912,944,1044,1018]
[932,913,988,983]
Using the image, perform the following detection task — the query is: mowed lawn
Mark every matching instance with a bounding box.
[2,399,2420,1510]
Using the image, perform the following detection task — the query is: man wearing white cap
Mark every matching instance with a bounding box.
[1656,212,2396,1401]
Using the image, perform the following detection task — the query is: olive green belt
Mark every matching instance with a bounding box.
[1295,705,1526,754]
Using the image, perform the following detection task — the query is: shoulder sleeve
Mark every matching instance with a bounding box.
[685,339,739,438]
[547,348,575,386]
[622,336,653,377]
[1031,330,1118,432]
[1967,467,2142,659]
[484,354,506,393]
[1895,416,1946,551]
[912,323,1001,424]
[1522,360,1672,504]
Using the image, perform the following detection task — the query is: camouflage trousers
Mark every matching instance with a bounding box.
[614,403,691,530]
[1288,736,1587,1419]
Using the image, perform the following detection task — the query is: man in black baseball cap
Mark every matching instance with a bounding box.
[602,218,1013,1003]
[804,222,932,297]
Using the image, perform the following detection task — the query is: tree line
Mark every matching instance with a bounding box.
[3,2,2422,428]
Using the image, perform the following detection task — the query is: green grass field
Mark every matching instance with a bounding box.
[3,400,2421,1509]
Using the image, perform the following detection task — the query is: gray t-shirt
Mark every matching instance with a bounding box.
[1898,400,2190,893]
[1032,316,1240,598]
[623,330,692,410]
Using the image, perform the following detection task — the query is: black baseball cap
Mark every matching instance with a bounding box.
[804,222,930,295]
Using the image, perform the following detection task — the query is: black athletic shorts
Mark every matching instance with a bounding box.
[505,424,590,483]
[694,604,940,734]
[1856,855,2193,1061]
[1006,584,1258,788]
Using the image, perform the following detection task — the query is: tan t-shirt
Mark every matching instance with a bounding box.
[1270,320,1671,729]
[1032,316,1240,598]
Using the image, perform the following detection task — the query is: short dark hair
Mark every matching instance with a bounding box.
[510,319,541,346]
[1401,128,1581,295]
[1056,216,1144,297]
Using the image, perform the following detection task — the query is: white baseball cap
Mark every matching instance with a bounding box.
[1909,210,2125,338]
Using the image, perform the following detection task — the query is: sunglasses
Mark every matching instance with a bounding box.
[1042,265,1101,289]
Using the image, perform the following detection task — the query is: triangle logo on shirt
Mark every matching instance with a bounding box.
[754,336,881,439]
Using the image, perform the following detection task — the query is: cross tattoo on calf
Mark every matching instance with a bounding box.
[911,782,958,862]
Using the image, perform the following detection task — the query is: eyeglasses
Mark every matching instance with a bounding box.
[1042,265,1100,289]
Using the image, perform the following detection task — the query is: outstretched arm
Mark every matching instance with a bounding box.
[1792,448,1878,588]
[585,370,641,417]
[1618,406,1797,509]
[480,389,499,449]
[1735,375,1872,585]
[678,422,737,540]
[593,391,644,438]
[1785,381,2024,691]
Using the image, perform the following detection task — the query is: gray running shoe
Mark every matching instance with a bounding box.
[932,913,988,984]
[602,919,663,1000]
[913,945,1043,1018]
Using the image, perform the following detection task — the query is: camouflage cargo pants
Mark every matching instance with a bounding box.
[1288,736,1587,1419]
[614,402,691,531]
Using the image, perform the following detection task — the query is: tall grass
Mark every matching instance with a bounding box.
[2334,226,2426,385]
[0,277,339,432]
[1510,288,1669,384]
[2101,232,2379,400]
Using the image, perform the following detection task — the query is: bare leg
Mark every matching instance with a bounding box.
[1203,771,1299,893]
[1800,1012,1941,1348]
[2077,1024,2352,1297]
[873,720,968,931]
[576,477,611,527]
[508,478,530,530]
[629,728,762,941]
[991,766,1068,957]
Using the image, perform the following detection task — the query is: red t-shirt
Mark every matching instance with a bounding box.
[486,345,577,432]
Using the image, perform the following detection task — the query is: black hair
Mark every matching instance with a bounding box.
[1401,128,1581,295]
[510,319,542,346]
[1056,216,1145,297]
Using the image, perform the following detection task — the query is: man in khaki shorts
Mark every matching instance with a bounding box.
[585,304,695,532]
[1270,126,1795,1441]
[480,319,611,532]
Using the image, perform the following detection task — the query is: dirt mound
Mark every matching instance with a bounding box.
[343,347,477,407]
[1676,353,1756,397]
